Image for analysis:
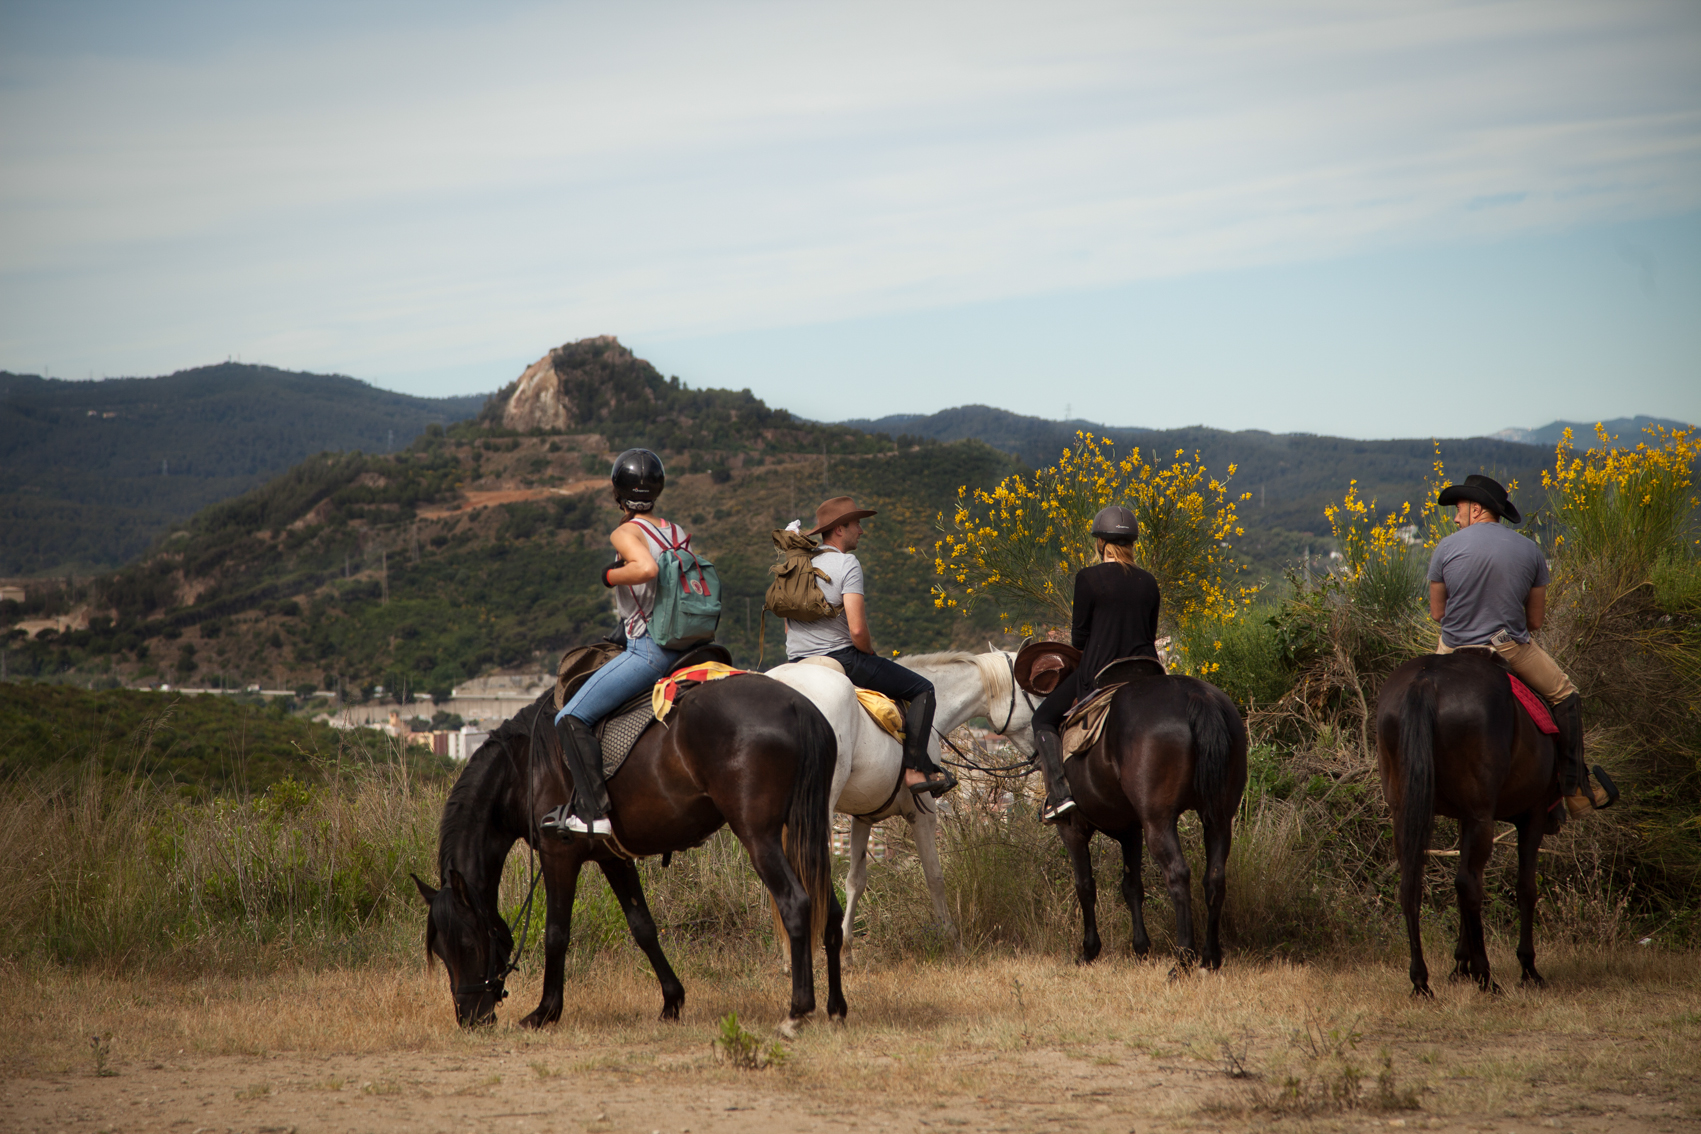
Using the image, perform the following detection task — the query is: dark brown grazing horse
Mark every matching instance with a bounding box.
[1056,671,1248,971]
[412,674,844,1030]
[1377,651,1562,997]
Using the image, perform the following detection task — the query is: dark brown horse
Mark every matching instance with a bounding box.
[1377,651,1561,996]
[412,674,844,1030]
[1055,671,1248,971]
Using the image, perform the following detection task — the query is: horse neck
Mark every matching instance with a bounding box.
[438,740,529,915]
[910,654,999,734]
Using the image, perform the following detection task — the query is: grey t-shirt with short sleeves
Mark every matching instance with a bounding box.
[784,547,864,659]
[1426,521,1550,647]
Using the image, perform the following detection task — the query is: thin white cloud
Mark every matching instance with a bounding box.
[1,0,1697,384]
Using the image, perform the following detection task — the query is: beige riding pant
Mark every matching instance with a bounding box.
[1435,636,1578,704]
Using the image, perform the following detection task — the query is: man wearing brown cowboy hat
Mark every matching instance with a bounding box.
[1428,474,1617,819]
[785,496,954,796]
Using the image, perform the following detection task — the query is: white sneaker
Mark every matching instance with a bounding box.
[563,815,614,838]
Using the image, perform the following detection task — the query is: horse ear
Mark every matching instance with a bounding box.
[411,872,438,904]
[447,868,474,909]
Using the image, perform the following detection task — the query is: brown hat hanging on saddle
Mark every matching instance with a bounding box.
[808,495,878,536]
[1014,641,1082,696]
[1437,474,1521,524]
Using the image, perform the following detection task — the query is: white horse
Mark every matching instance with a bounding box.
[766,648,1037,954]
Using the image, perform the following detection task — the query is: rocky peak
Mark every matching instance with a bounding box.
[497,336,666,433]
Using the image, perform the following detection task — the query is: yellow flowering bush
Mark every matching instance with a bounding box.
[1542,423,1700,590]
[929,432,1252,665]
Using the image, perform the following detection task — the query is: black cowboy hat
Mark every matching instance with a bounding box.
[1013,641,1081,696]
[1438,474,1521,524]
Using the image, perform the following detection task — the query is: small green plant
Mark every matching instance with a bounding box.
[712,1011,786,1070]
[89,1033,116,1077]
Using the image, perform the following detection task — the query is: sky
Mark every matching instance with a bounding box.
[1,0,1697,439]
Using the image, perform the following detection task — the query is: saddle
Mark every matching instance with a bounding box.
[789,655,906,741]
[552,641,739,779]
[1058,655,1167,758]
[1447,646,1558,736]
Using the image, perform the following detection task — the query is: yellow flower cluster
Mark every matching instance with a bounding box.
[1324,481,1416,582]
[1541,423,1699,575]
[931,431,1253,647]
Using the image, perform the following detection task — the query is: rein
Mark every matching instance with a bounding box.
[934,650,1037,780]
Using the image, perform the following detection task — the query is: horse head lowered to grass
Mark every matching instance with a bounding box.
[414,669,844,1031]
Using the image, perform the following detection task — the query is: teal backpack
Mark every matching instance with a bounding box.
[633,520,722,650]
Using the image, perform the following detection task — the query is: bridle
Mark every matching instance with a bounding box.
[934,648,1039,779]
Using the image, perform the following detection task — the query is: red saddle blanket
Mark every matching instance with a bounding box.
[1509,674,1558,736]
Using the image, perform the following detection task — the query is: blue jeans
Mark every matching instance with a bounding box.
[557,634,682,726]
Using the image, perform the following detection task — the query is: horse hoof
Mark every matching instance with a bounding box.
[659,1004,682,1022]
[1167,965,1193,983]
[1411,984,1434,999]
[1486,981,1503,996]
[778,1012,812,1040]
[1520,973,1546,989]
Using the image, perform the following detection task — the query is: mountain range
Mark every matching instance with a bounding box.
[1,336,1687,702]
[1,365,486,575]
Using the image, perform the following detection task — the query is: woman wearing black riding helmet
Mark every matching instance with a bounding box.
[540,448,691,840]
[1030,505,1162,822]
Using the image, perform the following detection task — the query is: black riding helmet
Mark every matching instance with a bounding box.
[1090,505,1139,543]
[611,448,665,512]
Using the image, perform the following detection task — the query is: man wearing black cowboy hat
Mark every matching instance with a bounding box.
[1427,474,1616,819]
[784,496,955,797]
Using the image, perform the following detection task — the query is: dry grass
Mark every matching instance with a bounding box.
[4,943,1697,1130]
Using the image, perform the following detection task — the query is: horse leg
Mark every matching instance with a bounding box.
[1058,814,1102,965]
[1115,827,1150,958]
[1200,813,1231,971]
[1146,816,1197,975]
[911,803,961,952]
[743,834,817,1025]
[1454,818,1499,993]
[1514,815,1545,988]
[823,882,847,1021]
[518,852,581,1029]
[597,857,687,1020]
[840,817,872,962]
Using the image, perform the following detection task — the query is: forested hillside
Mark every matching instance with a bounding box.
[2,339,1013,702]
[0,365,486,575]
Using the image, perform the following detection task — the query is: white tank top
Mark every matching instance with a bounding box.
[614,518,686,639]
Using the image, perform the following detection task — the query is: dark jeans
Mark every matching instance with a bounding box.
[1032,669,1083,733]
[814,647,935,703]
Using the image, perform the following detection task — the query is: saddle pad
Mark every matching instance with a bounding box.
[856,688,905,741]
[1509,674,1559,736]
[652,662,749,721]
[1060,682,1124,758]
[595,695,654,777]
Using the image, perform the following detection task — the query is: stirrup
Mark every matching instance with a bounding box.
[1041,796,1077,824]
[913,768,958,798]
[539,805,612,840]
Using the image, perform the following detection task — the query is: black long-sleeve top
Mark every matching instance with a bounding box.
[1071,561,1162,691]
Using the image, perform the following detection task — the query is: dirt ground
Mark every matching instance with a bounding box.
[4,947,1697,1133]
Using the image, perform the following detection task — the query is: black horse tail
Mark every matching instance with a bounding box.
[1187,687,1239,823]
[780,697,837,947]
[1398,675,1438,892]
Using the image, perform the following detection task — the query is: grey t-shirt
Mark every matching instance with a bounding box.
[784,547,864,659]
[1426,522,1550,647]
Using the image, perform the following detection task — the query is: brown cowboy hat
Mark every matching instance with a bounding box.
[1013,641,1082,696]
[807,495,878,536]
[1438,474,1521,524]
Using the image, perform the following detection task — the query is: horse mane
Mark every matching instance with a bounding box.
[436,688,556,878]
[902,648,1014,711]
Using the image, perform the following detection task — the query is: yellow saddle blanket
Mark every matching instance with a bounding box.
[793,656,905,740]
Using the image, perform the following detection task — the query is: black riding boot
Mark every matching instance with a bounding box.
[902,689,956,797]
[540,716,613,839]
[1033,725,1075,823]
[1558,693,1616,816]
